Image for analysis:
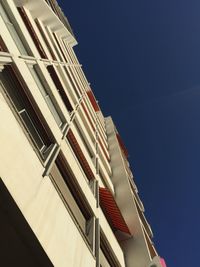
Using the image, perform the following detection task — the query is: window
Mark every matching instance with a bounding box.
[62,42,74,63]
[0,36,8,52]
[50,154,95,253]
[62,67,81,100]
[28,64,65,128]
[45,27,62,61]
[47,65,73,113]
[99,170,108,189]
[52,33,68,62]
[55,66,78,106]
[66,129,95,181]
[18,7,47,59]
[73,119,94,160]
[35,19,56,61]
[87,89,100,112]
[0,65,53,159]
[100,231,121,267]
[66,67,82,97]
[98,137,110,162]
[0,3,28,55]
[81,102,95,132]
[98,129,108,153]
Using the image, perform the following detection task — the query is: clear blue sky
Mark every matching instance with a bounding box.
[58,1,200,266]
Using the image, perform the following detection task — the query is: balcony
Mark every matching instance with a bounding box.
[129,181,144,212]
[105,116,155,267]
[135,200,153,238]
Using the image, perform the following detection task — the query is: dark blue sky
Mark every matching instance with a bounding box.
[58,1,200,266]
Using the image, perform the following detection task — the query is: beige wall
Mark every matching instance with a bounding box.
[0,91,95,267]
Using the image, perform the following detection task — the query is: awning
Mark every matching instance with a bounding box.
[99,187,131,234]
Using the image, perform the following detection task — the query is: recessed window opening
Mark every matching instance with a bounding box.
[66,129,95,181]
[28,64,65,128]
[0,3,29,55]
[64,66,81,99]
[74,119,94,160]
[0,35,8,52]
[45,27,62,61]
[47,65,73,113]
[18,7,47,59]
[53,33,68,62]
[35,19,56,61]
[100,231,121,267]
[0,65,53,159]
[52,155,95,252]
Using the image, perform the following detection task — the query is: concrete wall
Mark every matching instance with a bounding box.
[0,91,95,267]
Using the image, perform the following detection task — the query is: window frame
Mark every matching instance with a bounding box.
[28,63,66,129]
[0,35,8,52]
[49,154,96,255]
[17,7,47,59]
[35,19,57,61]
[0,2,30,56]
[100,231,121,267]
[0,64,55,161]
[47,65,73,113]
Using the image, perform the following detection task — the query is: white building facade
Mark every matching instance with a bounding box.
[0,1,166,267]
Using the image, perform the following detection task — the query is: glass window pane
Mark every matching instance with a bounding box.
[0,3,10,23]
[0,3,27,55]
[19,109,45,150]
[46,95,62,127]
[0,78,23,112]
[29,66,47,97]
[6,23,27,55]
[29,65,63,127]
[1,65,52,158]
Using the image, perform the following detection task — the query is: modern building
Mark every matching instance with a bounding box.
[0,1,167,267]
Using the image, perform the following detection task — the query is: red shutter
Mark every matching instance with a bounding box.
[67,129,95,181]
[47,65,73,113]
[87,89,100,112]
[99,187,131,234]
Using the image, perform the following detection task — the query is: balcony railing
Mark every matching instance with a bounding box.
[135,200,153,238]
